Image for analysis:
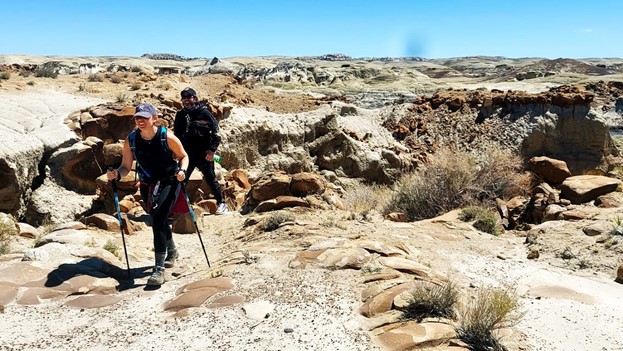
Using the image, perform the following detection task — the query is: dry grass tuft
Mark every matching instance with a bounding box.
[0,216,19,255]
[402,280,459,321]
[457,285,524,351]
[342,183,392,221]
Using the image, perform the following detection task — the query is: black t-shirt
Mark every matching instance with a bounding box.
[133,127,178,181]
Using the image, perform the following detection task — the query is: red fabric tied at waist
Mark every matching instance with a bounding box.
[142,181,189,216]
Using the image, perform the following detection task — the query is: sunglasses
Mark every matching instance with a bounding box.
[181,94,194,99]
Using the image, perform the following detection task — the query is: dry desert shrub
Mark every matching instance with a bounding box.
[87,73,103,82]
[116,92,128,103]
[470,148,531,201]
[342,183,392,220]
[386,147,527,221]
[78,83,100,93]
[457,285,524,351]
[263,212,295,232]
[110,74,123,84]
[402,280,459,322]
[0,71,10,80]
[0,216,19,255]
[157,82,173,91]
[34,68,58,78]
[129,81,142,91]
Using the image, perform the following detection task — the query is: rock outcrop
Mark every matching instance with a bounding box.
[385,84,620,174]
[0,92,104,218]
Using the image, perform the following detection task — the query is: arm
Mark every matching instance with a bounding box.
[204,110,221,151]
[167,130,189,182]
[106,137,134,181]
[203,110,221,161]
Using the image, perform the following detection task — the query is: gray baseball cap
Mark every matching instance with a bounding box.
[134,103,158,118]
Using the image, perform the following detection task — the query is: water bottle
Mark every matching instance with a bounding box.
[213,154,222,164]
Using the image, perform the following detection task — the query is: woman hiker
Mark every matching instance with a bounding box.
[107,103,189,286]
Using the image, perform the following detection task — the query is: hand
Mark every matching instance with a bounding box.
[176,169,186,182]
[107,169,119,181]
[205,150,214,161]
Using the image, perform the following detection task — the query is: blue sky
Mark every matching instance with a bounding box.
[2,0,622,59]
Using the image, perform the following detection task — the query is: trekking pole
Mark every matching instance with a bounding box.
[109,167,132,278]
[180,181,211,267]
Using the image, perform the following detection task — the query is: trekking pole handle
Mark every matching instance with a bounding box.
[107,166,121,182]
[174,167,187,183]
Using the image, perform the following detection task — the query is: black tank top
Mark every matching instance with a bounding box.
[134,127,178,182]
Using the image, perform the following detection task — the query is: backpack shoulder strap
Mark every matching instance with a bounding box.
[128,129,138,158]
[128,128,149,180]
[159,126,170,154]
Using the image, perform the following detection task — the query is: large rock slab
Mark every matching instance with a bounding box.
[560,175,621,204]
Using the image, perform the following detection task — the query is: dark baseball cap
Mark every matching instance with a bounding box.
[181,87,197,99]
[134,103,158,118]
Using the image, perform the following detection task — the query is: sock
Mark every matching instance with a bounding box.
[155,252,166,268]
[166,239,177,253]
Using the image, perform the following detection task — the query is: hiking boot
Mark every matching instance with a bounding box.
[215,203,228,215]
[164,249,179,268]
[147,266,165,286]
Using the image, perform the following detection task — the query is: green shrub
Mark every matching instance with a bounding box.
[472,209,500,236]
[402,280,459,321]
[103,240,120,256]
[385,148,527,221]
[461,206,500,235]
[459,206,487,221]
[457,285,524,351]
[131,66,143,73]
[264,212,295,232]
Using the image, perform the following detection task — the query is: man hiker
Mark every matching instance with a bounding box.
[107,103,189,286]
[174,87,227,214]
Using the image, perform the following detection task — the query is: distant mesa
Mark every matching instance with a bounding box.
[141,53,206,61]
[296,53,425,62]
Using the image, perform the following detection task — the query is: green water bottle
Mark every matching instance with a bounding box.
[213,154,222,164]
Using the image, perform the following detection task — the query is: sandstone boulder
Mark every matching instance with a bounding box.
[527,156,571,183]
[560,175,621,204]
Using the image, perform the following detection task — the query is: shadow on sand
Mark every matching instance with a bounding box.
[43,257,160,291]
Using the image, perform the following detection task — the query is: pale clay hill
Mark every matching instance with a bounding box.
[0,54,623,351]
